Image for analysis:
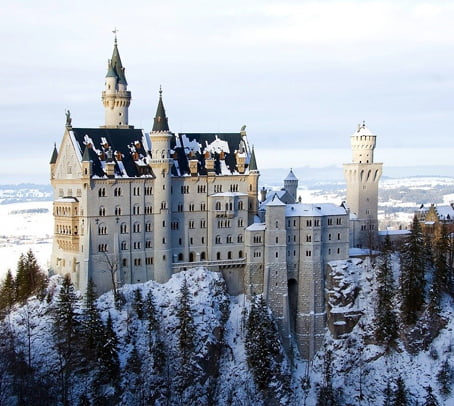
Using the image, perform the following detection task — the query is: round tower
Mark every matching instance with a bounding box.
[101,34,132,129]
[343,122,383,249]
[149,88,172,282]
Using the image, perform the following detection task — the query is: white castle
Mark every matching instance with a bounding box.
[49,37,382,359]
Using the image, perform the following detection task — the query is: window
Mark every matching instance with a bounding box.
[146,240,152,248]
[200,202,206,211]
[115,206,122,216]
[189,203,195,212]
[306,220,312,227]
[216,252,221,260]
[238,200,244,210]
[337,233,341,240]
[237,234,243,243]
[314,219,320,227]
[133,242,142,249]
[98,224,107,235]
[121,241,128,250]
[238,218,244,227]
[122,258,127,267]
[133,223,141,233]
[181,185,189,194]
[98,244,108,252]
[336,218,342,225]
[133,187,140,196]
[171,222,178,230]
[178,203,184,212]
[145,205,152,214]
[228,251,232,259]
[200,219,206,228]
[145,186,153,195]
[189,220,195,229]
[98,188,106,197]
[329,234,332,241]
[161,201,167,210]
[146,257,153,265]
[133,205,140,215]
[120,223,128,234]
[214,185,223,193]
[306,250,312,257]
[227,235,232,243]
[275,237,279,244]
[197,185,206,193]
[114,187,121,197]
[215,235,221,244]
[275,252,279,258]
[99,206,106,216]
[215,201,221,211]
[328,218,333,225]
[134,258,142,266]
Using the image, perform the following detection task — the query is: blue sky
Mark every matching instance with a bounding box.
[2,0,454,183]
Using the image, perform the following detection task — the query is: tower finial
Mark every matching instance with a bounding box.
[112,27,118,44]
[159,85,162,98]
[362,120,366,128]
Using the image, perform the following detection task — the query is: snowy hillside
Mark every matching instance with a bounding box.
[0,200,53,278]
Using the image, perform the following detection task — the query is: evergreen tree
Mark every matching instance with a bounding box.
[81,279,104,364]
[99,312,120,385]
[374,234,398,348]
[423,386,439,406]
[53,274,80,406]
[0,269,16,315]
[437,359,452,396]
[15,249,46,302]
[177,278,195,361]
[400,216,425,324]
[392,376,408,406]
[382,380,393,406]
[132,287,144,319]
[245,295,282,394]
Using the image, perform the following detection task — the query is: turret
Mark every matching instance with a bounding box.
[247,146,259,225]
[101,34,132,129]
[284,168,298,203]
[149,88,172,282]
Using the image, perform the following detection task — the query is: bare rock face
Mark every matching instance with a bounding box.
[326,260,363,338]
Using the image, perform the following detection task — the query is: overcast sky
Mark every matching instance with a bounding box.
[2,0,454,183]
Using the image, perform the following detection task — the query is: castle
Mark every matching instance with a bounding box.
[49,37,381,359]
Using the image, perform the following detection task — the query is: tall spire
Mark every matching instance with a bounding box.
[249,146,258,171]
[107,31,127,86]
[152,86,170,132]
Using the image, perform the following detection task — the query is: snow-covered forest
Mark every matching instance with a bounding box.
[1,217,454,406]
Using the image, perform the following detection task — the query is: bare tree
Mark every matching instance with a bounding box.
[101,251,120,300]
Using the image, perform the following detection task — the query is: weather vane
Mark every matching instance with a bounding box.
[112,27,119,43]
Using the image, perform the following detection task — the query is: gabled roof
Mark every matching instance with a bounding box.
[259,189,294,209]
[266,193,286,207]
[71,128,150,178]
[285,203,348,217]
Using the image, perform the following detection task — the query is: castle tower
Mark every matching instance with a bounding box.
[284,168,298,203]
[149,88,172,282]
[343,122,383,249]
[101,34,132,129]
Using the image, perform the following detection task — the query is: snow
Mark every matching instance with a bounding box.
[285,203,347,217]
[0,201,53,278]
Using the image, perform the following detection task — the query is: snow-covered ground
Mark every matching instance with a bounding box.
[0,201,53,278]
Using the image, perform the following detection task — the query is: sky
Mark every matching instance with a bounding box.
[2,0,454,183]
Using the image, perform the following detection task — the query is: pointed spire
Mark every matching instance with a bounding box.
[49,143,58,164]
[106,30,127,85]
[152,86,170,132]
[249,146,258,171]
[82,145,91,162]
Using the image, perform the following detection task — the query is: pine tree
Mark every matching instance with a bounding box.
[53,274,80,406]
[0,269,16,314]
[423,386,439,406]
[374,234,398,348]
[400,216,425,324]
[437,359,452,396]
[81,279,104,364]
[245,296,283,394]
[382,380,393,406]
[392,376,408,406]
[15,249,46,302]
[177,278,195,361]
[99,312,120,385]
[132,287,144,319]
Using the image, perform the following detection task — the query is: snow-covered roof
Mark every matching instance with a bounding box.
[285,203,347,217]
[266,193,286,207]
[212,192,247,197]
[284,169,298,181]
[352,122,374,137]
[435,205,454,220]
[378,230,411,236]
[246,223,266,231]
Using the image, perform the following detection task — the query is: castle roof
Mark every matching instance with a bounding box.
[107,38,127,85]
[284,168,298,181]
[69,127,254,179]
[49,143,58,164]
[285,203,347,217]
[152,88,169,132]
[352,121,374,137]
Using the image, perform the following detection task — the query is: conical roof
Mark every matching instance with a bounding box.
[49,143,58,164]
[284,168,298,181]
[249,147,258,171]
[152,88,169,132]
[106,37,127,86]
